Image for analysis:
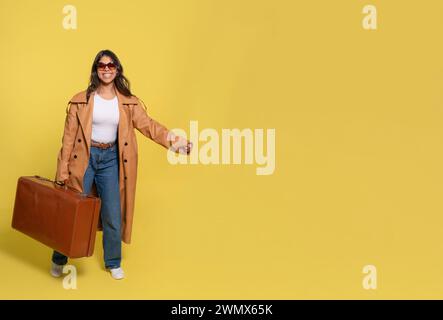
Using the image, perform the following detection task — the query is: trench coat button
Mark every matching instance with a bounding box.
[124,142,128,146]
[124,159,127,163]
[69,171,71,175]
[78,139,81,142]
[74,155,77,159]
[124,176,127,180]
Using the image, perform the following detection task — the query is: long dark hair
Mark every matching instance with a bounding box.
[86,49,132,102]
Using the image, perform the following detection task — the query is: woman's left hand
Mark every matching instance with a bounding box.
[171,135,193,155]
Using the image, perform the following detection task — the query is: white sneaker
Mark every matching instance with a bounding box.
[50,262,64,278]
[109,267,125,280]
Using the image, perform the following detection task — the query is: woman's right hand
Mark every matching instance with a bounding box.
[55,179,68,186]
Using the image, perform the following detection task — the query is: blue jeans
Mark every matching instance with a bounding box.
[52,143,122,269]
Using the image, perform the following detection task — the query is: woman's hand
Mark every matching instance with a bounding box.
[55,179,68,186]
[170,135,193,155]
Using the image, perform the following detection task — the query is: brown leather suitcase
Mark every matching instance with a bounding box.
[11,175,101,258]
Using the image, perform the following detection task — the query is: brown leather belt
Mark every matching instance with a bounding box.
[91,139,116,149]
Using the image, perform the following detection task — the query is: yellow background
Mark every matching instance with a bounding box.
[1,0,443,299]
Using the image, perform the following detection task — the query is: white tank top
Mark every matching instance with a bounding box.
[91,93,120,143]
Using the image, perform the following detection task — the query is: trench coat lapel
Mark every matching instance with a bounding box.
[76,94,94,158]
[115,90,129,162]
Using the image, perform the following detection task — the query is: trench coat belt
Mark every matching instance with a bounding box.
[91,139,117,149]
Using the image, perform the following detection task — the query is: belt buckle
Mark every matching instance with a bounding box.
[92,140,115,149]
[93,140,105,149]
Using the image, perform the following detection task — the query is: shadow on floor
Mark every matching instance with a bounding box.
[0,227,106,276]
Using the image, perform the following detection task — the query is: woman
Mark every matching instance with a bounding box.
[50,49,192,280]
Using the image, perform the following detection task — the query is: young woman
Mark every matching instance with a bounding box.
[51,49,192,280]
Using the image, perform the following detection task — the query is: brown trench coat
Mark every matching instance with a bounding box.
[54,90,174,244]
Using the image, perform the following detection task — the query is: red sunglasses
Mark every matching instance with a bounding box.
[97,62,117,71]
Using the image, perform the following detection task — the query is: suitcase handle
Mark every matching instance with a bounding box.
[33,175,83,194]
[34,175,70,190]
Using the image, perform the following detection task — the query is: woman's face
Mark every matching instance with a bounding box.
[97,56,117,85]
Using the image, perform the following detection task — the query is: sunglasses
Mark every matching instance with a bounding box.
[97,62,117,71]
